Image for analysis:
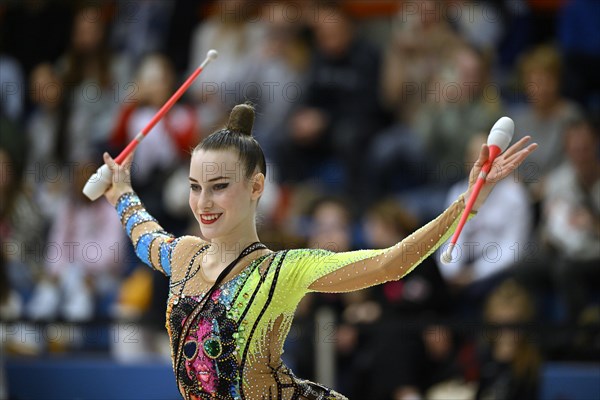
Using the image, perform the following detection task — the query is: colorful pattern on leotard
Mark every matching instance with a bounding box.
[116,192,468,399]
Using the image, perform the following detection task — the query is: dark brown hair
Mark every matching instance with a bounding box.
[194,103,266,179]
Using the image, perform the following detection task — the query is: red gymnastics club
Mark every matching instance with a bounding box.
[440,116,514,264]
[82,49,219,201]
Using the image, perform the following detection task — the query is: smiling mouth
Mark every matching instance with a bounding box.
[200,213,222,225]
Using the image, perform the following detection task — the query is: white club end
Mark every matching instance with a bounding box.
[440,244,455,264]
[200,49,219,69]
[207,49,219,61]
[82,164,112,201]
[487,116,514,153]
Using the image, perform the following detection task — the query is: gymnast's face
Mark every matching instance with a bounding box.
[188,149,263,241]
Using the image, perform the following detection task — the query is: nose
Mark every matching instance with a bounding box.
[197,189,213,210]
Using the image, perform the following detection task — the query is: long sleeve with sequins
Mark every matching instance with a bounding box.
[115,192,178,277]
[279,196,470,298]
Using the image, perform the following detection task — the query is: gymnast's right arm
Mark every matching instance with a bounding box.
[116,192,177,276]
[102,152,176,277]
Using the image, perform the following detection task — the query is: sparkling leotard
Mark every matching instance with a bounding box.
[116,192,468,399]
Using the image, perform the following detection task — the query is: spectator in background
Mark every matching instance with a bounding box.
[246,2,310,160]
[109,54,198,353]
[364,201,471,400]
[26,63,62,173]
[305,196,354,253]
[278,3,386,200]
[511,44,581,202]
[517,118,600,323]
[546,119,600,321]
[381,0,463,122]
[0,119,44,317]
[449,0,503,58]
[438,134,532,317]
[55,5,129,164]
[283,195,356,383]
[301,196,383,397]
[368,0,465,206]
[370,322,478,400]
[25,63,64,220]
[223,2,312,226]
[109,0,174,67]
[476,279,540,400]
[187,0,266,130]
[415,45,503,182]
[407,45,503,220]
[364,200,450,318]
[110,53,198,231]
[26,157,125,322]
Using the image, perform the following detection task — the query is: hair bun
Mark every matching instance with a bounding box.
[227,103,255,136]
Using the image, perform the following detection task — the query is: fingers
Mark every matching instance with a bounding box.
[502,136,531,159]
[475,144,489,168]
[467,144,489,189]
[489,143,538,181]
[504,143,538,169]
[104,151,134,187]
[104,151,135,170]
[103,152,117,172]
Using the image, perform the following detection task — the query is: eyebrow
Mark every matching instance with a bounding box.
[188,176,230,183]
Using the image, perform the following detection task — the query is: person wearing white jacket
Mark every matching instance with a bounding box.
[437,134,533,314]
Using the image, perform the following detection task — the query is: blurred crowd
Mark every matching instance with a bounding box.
[1,1,599,399]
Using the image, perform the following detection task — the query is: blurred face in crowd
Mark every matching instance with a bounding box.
[456,47,482,95]
[524,69,559,109]
[314,9,353,59]
[137,56,175,107]
[72,9,105,53]
[262,2,299,58]
[188,149,263,242]
[363,200,417,249]
[30,63,62,110]
[442,47,483,103]
[363,214,394,248]
[308,201,351,252]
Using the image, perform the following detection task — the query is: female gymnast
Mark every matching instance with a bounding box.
[102,103,536,399]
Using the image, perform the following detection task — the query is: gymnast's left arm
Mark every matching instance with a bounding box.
[286,195,470,293]
[287,135,537,293]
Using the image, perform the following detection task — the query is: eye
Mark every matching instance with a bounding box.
[214,183,229,190]
[190,183,200,191]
